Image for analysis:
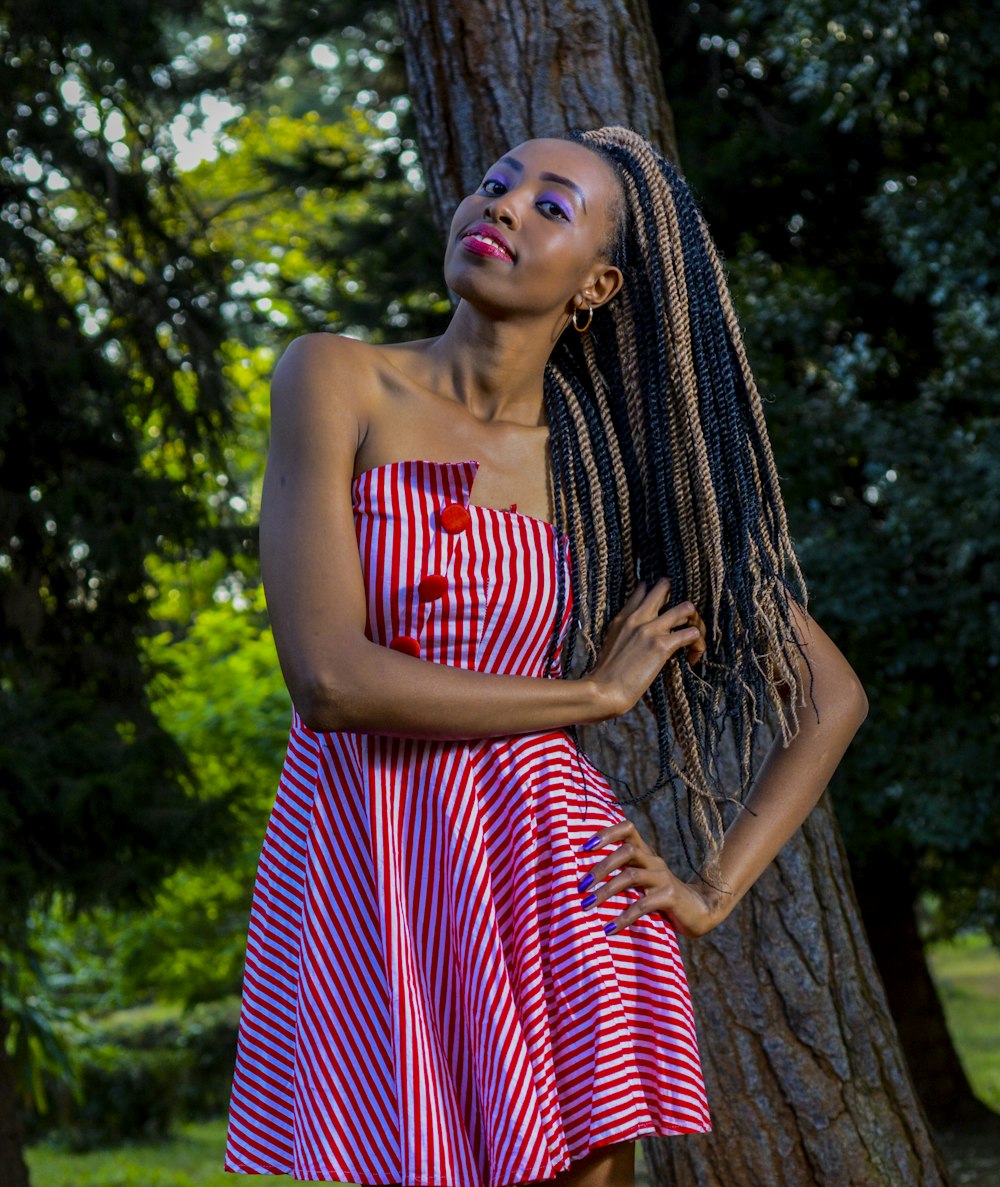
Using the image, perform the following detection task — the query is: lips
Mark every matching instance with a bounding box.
[460,221,515,262]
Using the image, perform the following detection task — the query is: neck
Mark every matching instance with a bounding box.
[421,299,567,426]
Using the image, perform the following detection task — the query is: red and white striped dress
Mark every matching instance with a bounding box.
[223,457,712,1186]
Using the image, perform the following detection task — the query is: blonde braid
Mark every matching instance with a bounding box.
[540,125,815,877]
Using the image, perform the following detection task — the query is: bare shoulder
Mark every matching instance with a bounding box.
[270,331,382,417]
[268,331,450,475]
[266,333,399,473]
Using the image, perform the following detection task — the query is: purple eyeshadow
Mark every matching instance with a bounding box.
[482,174,574,220]
[542,193,573,219]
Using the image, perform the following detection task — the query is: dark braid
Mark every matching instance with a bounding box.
[541,126,816,886]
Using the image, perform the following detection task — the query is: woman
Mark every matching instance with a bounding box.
[223,126,868,1187]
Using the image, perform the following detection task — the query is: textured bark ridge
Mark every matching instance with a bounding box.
[397,2,952,1180]
[396,0,677,239]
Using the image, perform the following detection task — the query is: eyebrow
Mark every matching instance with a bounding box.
[496,155,588,213]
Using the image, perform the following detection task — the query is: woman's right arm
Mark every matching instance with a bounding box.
[260,334,703,740]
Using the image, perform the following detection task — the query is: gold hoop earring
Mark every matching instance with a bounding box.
[572,302,593,333]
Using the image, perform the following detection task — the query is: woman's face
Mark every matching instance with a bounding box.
[443,137,624,321]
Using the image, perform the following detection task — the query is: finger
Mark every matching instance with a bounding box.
[603,893,660,934]
[687,639,707,666]
[612,579,652,623]
[659,624,703,664]
[578,835,657,895]
[654,599,707,667]
[632,615,702,669]
[623,579,650,610]
[653,601,707,661]
[604,886,680,935]
[660,596,702,625]
[631,576,673,624]
[650,906,696,939]
[599,891,638,933]
[581,865,658,911]
[603,906,640,934]
[686,610,708,665]
[655,597,699,629]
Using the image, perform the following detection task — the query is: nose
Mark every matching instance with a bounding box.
[483,191,519,228]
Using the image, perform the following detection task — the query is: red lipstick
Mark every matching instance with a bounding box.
[460,222,515,262]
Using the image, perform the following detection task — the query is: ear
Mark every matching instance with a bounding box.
[579,260,624,311]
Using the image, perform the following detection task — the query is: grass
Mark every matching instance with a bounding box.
[24,1117,339,1187]
[23,935,1000,1187]
[926,931,1000,1112]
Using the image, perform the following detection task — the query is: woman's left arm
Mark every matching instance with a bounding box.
[582,600,869,938]
[686,599,869,931]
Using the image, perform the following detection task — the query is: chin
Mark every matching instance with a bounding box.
[443,260,513,317]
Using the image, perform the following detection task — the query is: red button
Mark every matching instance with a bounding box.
[418,573,448,602]
[440,503,472,533]
[389,635,422,657]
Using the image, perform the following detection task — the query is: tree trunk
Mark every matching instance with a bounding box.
[0,977,32,1187]
[853,862,993,1128]
[396,0,676,239]
[396,2,952,1183]
[660,805,949,1183]
[584,708,950,1186]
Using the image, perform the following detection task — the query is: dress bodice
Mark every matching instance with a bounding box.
[351,457,573,678]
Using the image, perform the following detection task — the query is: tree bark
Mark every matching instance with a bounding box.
[0,976,32,1187]
[853,863,993,1128]
[397,1,953,1183]
[584,709,950,1186]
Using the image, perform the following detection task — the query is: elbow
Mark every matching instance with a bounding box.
[856,677,869,720]
[801,664,869,733]
[841,669,869,730]
[284,637,378,733]
[295,673,357,733]
[854,679,870,726]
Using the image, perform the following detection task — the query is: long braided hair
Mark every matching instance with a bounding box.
[539,125,816,885]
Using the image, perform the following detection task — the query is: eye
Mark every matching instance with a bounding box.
[479,178,571,221]
[539,198,569,220]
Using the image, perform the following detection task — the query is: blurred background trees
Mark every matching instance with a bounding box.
[1,0,997,1183]
[1,3,445,1181]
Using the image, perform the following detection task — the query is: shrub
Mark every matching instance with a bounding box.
[22,997,241,1150]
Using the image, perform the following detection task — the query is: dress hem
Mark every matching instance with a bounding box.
[223,1118,714,1184]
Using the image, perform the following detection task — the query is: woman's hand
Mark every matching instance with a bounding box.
[577,818,727,939]
[587,577,706,720]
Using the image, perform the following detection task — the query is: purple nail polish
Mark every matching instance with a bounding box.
[579,873,594,892]
[581,835,601,851]
[603,921,617,934]
[581,893,596,909]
